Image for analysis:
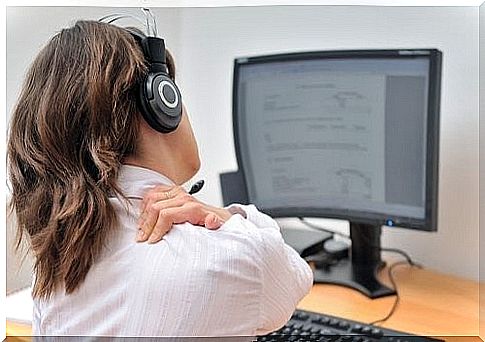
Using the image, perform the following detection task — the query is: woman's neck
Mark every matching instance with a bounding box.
[122,155,180,184]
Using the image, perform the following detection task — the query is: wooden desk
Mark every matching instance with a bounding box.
[298,262,481,338]
[6,322,31,341]
[6,263,482,340]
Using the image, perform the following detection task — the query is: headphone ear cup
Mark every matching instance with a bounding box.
[138,72,183,133]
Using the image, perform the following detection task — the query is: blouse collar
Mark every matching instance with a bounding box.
[116,164,175,200]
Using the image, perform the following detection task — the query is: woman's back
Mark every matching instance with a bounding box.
[33,165,313,336]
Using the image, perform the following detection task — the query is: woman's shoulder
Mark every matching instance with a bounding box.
[110,202,273,274]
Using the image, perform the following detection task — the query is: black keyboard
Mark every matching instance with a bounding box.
[257,310,440,342]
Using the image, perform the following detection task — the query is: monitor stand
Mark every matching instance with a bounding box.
[312,222,396,299]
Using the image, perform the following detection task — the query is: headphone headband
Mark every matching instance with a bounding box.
[98,10,183,134]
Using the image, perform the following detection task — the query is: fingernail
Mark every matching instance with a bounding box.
[147,237,158,244]
[136,230,146,242]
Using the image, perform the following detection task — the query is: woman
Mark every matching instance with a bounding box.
[7,20,313,336]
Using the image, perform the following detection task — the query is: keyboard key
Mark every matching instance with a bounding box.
[371,328,383,338]
[320,328,335,334]
[299,313,310,320]
[302,324,313,332]
[310,327,321,334]
[338,321,350,329]
[351,324,363,332]
[294,312,309,320]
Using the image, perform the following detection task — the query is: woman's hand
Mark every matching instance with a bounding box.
[136,184,233,244]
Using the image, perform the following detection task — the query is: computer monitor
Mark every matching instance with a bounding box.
[221,49,442,298]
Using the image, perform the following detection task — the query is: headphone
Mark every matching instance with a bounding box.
[99,12,183,134]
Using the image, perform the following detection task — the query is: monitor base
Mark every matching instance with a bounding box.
[311,222,396,299]
[313,259,396,299]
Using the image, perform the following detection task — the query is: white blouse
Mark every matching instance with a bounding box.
[32,165,313,337]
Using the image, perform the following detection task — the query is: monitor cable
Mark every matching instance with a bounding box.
[367,260,408,326]
[298,217,422,326]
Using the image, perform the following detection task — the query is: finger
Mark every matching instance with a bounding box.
[141,185,187,213]
[147,210,172,244]
[138,192,195,226]
[146,205,203,244]
[137,194,198,242]
[204,212,223,230]
[138,195,190,228]
[141,188,173,214]
[141,184,173,206]
[149,185,186,199]
[136,202,163,242]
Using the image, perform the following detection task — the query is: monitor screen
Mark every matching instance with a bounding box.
[233,50,441,230]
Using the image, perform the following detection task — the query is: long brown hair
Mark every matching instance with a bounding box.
[7,20,175,299]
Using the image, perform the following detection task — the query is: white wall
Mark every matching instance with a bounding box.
[7,6,479,281]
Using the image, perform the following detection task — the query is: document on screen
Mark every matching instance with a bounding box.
[243,71,386,209]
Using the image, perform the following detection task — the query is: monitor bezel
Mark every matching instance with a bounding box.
[232,49,441,231]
